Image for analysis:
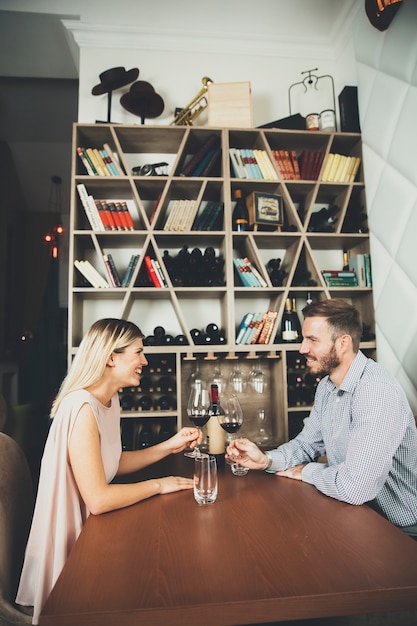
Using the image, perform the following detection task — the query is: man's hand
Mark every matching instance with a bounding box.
[276,464,307,481]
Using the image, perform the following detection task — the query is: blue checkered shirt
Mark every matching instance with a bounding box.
[268,351,417,527]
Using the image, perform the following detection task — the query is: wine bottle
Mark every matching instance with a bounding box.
[280,298,301,342]
[232,188,249,231]
[138,395,153,411]
[291,298,303,340]
[136,421,154,448]
[207,384,225,461]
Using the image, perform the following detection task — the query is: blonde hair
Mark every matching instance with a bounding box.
[51,319,144,417]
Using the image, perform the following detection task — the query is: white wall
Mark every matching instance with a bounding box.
[353,0,417,412]
[76,46,356,128]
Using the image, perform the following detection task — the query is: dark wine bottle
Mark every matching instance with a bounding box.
[232,188,249,231]
[136,422,154,448]
[291,298,303,340]
[280,297,301,342]
[138,395,153,411]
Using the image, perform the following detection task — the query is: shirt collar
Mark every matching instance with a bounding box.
[337,350,367,393]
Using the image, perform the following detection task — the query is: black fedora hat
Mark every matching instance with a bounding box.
[120,81,165,119]
[92,66,139,95]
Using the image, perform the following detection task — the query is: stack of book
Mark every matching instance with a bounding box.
[299,149,326,180]
[271,149,301,180]
[144,256,167,287]
[321,270,358,287]
[102,253,140,288]
[191,201,224,230]
[77,143,125,176]
[77,184,136,231]
[179,134,221,177]
[349,253,372,287]
[229,148,278,180]
[321,153,361,183]
[163,199,200,232]
[233,257,267,287]
[236,310,278,345]
[74,260,110,288]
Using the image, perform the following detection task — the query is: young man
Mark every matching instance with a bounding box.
[227,299,417,538]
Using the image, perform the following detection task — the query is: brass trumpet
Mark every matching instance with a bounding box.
[170,77,213,126]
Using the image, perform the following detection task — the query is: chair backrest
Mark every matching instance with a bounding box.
[0,433,33,625]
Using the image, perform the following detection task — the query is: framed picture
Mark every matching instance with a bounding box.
[246,192,283,230]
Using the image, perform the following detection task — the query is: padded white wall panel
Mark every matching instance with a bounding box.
[354,0,417,411]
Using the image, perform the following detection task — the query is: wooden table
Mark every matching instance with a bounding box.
[40,455,417,626]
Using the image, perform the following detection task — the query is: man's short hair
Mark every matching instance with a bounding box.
[302,298,362,351]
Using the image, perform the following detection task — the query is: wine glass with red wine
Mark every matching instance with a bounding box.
[217,395,248,475]
[185,385,210,458]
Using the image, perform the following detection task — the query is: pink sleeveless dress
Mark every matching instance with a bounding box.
[16,389,122,624]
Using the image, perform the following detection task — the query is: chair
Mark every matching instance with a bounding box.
[0,433,33,625]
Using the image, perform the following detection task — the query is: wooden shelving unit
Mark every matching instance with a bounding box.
[69,123,375,450]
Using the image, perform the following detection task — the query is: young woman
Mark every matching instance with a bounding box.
[16,318,201,624]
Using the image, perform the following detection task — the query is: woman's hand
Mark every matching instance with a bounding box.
[166,427,203,454]
[157,475,194,494]
[226,437,268,470]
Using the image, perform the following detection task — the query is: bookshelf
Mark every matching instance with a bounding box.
[69,123,375,450]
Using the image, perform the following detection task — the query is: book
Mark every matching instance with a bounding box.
[121,254,139,287]
[326,153,342,182]
[253,149,278,180]
[76,184,104,231]
[229,148,247,179]
[180,134,220,177]
[74,260,110,288]
[240,312,265,344]
[348,254,366,287]
[242,257,268,287]
[257,310,278,345]
[235,313,254,344]
[99,149,118,176]
[144,255,163,287]
[103,253,121,287]
[322,270,358,287]
[153,259,168,287]
[249,312,267,344]
[321,153,334,181]
[348,156,361,182]
[85,148,106,177]
[77,147,97,176]
[103,143,125,175]
[233,258,264,287]
[363,253,372,286]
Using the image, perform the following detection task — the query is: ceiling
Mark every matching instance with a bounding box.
[0,1,362,80]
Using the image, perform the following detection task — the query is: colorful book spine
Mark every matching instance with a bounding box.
[236,313,254,344]
[76,184,104,231]
[121,254,139,287]
[144,255,163,287]
[180,134,220,177]
[103,253,121,287]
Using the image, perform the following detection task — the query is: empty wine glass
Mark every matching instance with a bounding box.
[255,409,270,445]
[249,359,267,394]
[185,386,210,458]
[230,364,245,393]
[211,365,227,394]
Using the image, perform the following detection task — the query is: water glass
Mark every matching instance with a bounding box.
[194,455,218,505]
[230,462,249,476]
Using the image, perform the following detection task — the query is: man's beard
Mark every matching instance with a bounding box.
[307,343,340,377]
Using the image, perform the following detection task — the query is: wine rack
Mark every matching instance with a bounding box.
[69,123,376,449]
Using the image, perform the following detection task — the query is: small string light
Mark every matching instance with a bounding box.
[43,175,64,258]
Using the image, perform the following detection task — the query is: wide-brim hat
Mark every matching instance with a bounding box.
[92,66,139,95]
[120,81,165,118]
